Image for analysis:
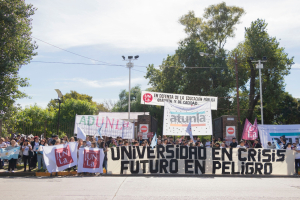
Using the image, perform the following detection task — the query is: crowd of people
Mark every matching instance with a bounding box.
[0,134,299,174]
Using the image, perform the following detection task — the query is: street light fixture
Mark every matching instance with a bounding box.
[55,89,63,135]
[122,55,139,123]
[251,57,267,125]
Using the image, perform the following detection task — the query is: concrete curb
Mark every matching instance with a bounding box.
[0,172,299,178]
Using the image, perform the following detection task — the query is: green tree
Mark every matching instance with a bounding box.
[48,90,109,113]
[228,19,294,125]
[0,1,37,122]
[59,98,98,123]
[112,85,164,134]
[179,2,245,49]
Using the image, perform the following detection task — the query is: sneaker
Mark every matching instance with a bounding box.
[11,170,15,173]
[5,170,9,173]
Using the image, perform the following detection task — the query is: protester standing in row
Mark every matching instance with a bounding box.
[37,139,47,171]
[6,140,18,172]
[22,139,32,172]
[0,137,7,169]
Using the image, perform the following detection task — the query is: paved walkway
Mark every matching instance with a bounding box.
[0,176,300,199]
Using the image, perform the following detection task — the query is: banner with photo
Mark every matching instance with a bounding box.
[74,115,134,139]
[163,102,212,136]
[258,125,300,148]
[43,142,78,172]
[77,147,105,173]
[107,146,295,175]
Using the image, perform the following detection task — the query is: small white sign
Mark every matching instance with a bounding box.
[226,126,236,137]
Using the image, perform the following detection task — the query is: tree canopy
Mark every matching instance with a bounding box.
[0,0,37,121]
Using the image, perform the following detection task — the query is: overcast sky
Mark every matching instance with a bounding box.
[19,0,300,108]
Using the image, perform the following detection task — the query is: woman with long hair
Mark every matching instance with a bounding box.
[22,139,32,172]
[37,139,47,171]
[6,140,18,172]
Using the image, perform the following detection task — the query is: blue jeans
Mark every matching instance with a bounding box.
[103,159,107,171]
[37,154,45,170]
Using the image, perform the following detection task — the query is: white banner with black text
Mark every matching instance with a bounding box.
[107,146,295,175]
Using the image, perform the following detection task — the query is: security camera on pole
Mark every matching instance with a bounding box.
[122,55,139,123]
[250,56,267,125]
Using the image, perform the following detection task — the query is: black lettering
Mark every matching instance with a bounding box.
[166,145,174,159]
[180,146,188,159]
[254,163,263,175]
[185,160,193,174]
[160,159,168,173]
[121,146,132,159]
[248,149,256,161]
[111,147,120,160]
[245,162,254,174]
[238,148,247,161]
[176,145,179,159]
[120,161,129,174]
[198,147,206,160]
[276,150,285,162]
[147,147,155,159]
[169,159,178,173]
[264,163,272,175]
[212,161,221,174]
[157,145,165,159]
[212,148,221,160]
[222,161,231,174]
[231,162,240,174]
[262,149,271,162]
[132,146,136,159]
[140,160,149,173]
[149,160,158,173]
[130,160,139,174]
[136,146,146,158]
[189,146,197,159]
[222,148,232,161]
[195,160,205,174]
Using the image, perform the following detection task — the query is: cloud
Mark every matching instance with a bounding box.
[55,77,146,89]
[28,0,300,53]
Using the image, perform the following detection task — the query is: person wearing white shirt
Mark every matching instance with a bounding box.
[205,139,211,148]
[86,136,91,147]
[22,139,32,172]
[237,140,247,149]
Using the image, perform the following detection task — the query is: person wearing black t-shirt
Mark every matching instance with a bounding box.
[254,139,262,148]
[230,138,238,148]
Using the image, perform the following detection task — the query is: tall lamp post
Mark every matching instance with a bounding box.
[122,55,139,123]
[250,56,267,125]
[55,89,63,135]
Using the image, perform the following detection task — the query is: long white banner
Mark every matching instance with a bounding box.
[163,102,212,136]
[107,146,295,175]
[258,125,300,148]
[141,91,218,110]
[74,115,134,139]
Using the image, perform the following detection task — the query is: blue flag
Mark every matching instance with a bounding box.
[273,139,281,149]
[186,121,196,143]
[150,133,157,149]
[0,146,20,160]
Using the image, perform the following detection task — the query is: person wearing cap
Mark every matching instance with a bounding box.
[22,139,32,172]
